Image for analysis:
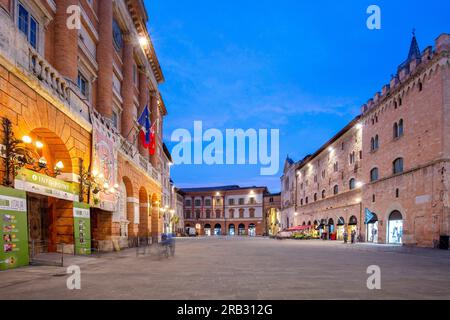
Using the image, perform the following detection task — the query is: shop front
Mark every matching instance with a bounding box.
[238,223,246,236]
[336,217,345,240]
[365,209,379,243]
[248,223,256,237]
[312,221,320,238]
[229,224,235,236]
[347,216,358,240]
[204,224,211,236]
[328,218,335,240]
[388,211,403,244]
[214,223,222,236]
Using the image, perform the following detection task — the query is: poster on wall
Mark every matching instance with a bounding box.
[73,202,91,255]
[91,115,119,212]
[15,168,79,201]
[0,186,29,270]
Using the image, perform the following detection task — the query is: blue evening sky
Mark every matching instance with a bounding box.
[145,0,450,192]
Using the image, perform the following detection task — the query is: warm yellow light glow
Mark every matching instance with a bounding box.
[103,183,109,189]
[55,161,64,170]
[356,181,364,188]
[22,136,32,144]
[114,184,119,189]
[294,212,299,216]
[99,173,105,179]
[92,169,99,177]
[139,36,148,47]
[109,188,115,194]
[356,123,363,130]
[328,147,334,153]
[216,192,220,196]
[35,141,44,149]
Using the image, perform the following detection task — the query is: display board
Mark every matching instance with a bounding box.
[73,202,91,255]
[0,186,29,270]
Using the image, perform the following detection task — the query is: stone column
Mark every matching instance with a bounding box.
[121,36,135,143]
[54,0,78,82]
[138,71,149,159]
[151,202,160,243]
[96,0,114,119]
[150,92,159,168]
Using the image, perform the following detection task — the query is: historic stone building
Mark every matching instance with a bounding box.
[287,33,450,248]
[263,192,281,236]
[182,185,268,236]
[280,156,299,230]
[0,0,167,263]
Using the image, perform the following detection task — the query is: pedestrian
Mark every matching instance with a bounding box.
[351,230,356,244]
[343,230,348,244]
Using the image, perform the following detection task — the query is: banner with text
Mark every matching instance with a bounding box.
[14,168,79,201]
[0,186,29,270]
[73,202,91,255]
[91,116,119,212]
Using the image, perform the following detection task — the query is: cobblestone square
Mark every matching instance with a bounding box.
[1,237,449,300]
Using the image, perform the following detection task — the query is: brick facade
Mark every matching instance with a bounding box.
[286,34,450,248]
[0,0,167,255]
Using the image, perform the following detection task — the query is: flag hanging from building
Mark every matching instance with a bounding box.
[365,208,375,224]
[137,105,151,149]
[149,121,156,156]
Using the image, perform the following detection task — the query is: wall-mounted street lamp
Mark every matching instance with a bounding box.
[1,118,64,187]
[78,158,119,203]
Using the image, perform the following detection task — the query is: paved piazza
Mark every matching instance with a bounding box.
[0,237,449,300]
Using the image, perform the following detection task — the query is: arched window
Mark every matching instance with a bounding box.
[393,122,399,139]
[322,190,326,199]
[370,168,379,182]
[300,199,304,206]
[398,119,404,137]
[239,208,244,218]
[393,158,404,174]
[216,210,221,218]
[314,193,317,202]
[374,135,379,150]
[205,209,211,219]
[249,208,255,218]
[195,209,201,219]
[349,178,356,190]
[333,185,339,195]
[305,197,309,204]
[371,137,375,151]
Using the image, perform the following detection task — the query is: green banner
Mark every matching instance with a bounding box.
[15,168,79,201]
[0,186,29,271]
[73,202,91,255]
